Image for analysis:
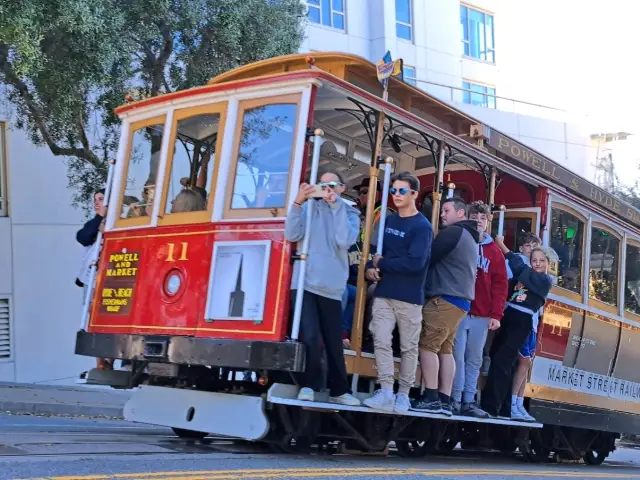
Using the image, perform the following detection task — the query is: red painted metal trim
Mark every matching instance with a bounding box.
[115,71,322,115]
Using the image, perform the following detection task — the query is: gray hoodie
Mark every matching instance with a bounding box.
[285,198,360,301]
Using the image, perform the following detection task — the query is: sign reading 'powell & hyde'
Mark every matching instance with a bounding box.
[487,130,640,229]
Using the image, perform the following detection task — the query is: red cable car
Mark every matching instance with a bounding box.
[76,53,640,464]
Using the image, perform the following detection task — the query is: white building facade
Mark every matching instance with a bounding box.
[0,0,603,384]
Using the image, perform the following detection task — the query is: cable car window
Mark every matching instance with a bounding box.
[625,243,640,315]
[120,121,165,220]
[230,103,298,210]
[549,207,584,294]
[165,112,221,215]
[588,226,620,306]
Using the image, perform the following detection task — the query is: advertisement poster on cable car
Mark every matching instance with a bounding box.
[206,240,271,322]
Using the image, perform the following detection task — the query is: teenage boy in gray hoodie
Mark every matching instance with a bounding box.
[285,170,361,407]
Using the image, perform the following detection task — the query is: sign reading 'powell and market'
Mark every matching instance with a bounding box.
[487,130,640,229]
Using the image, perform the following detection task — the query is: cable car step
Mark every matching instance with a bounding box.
[267,384,543,428]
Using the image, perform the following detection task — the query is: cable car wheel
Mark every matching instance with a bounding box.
[519,441,551,463]
[583,449,607,466]
[395,439,433,457]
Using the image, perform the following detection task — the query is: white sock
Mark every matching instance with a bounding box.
[511,394,518,407]
[516,397,525,408]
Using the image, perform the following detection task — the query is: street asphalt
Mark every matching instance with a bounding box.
[2,414,640,479]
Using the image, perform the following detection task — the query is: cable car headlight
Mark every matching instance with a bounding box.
[164,271,183,297]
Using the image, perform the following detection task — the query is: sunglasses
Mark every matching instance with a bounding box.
[359,189,369,195]
[318,181,344,189]
[389,187,415,196]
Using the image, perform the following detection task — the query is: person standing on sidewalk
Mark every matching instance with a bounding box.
[451,201,507,417]
[411,198,480,416]
[482,239,552,418]
[363,172,433,413]
[285,170,361,407]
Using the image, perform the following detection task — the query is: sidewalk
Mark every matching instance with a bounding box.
[0,382,130,418]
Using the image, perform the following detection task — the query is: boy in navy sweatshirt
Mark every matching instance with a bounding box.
[363,172,433,413]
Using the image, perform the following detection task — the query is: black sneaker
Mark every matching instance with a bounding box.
[451,400,461,415]
[440,401,453,417]
[461,402,489,419]
[410,396,443,414]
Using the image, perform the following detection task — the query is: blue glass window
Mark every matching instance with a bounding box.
[403,66,417,86]
[460,5,495,63]
[395,0,412,41]
[307,0,345,30]
[462,81,496,109]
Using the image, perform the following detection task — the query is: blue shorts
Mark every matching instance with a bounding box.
[519,331,537,358]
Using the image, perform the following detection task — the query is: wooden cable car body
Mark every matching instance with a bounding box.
[75,53,640,463]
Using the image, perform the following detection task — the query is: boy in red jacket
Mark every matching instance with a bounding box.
[451,201,508,417]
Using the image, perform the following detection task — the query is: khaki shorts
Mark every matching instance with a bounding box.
[419,296,467,354]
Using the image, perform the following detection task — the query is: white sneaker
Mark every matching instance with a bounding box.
[363,389,395,412]
[394,393,411,413]
[510,405,525,421]
[297,387,315,402]
[517,404,536,422]
[329,393,361,406]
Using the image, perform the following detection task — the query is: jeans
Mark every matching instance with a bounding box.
[481,308,533,416]
[452,314,490,404]
[341,284,357,336]
[292,290,351,397]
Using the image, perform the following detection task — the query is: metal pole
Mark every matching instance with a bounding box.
[79,159,116,331]
[375,157,394,254]
[497,205,506,236]
[431,141,446,236]
[290,129,324,341]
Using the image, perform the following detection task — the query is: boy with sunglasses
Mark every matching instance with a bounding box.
[363,172,433,413]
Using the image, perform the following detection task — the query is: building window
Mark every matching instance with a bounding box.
[460,4,495,63]
[307,0,345,30]
[403,65,417,86]
[0,122,7,217]
[462,81,496,109]
[588,226,620,306]
[625,243,640,315]
[549,207,585,295]
[395,0,412,41]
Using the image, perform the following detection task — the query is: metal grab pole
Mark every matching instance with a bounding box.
[290,129,324,341]
[497,205,506,236]
[80,159,116,330]
[375,157,393,255]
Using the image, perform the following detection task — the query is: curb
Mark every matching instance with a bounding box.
[0,401,124,418]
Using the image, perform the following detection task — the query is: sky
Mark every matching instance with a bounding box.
[497,0,640,184]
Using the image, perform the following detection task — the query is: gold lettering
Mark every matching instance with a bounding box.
[614,200,621,212]
[106,306,121,312]
[498,136,509,150]
[510,144,522,158]
[165,243,189,262]
[570,178,580,191]
[522,150,533,164]
[590,186,599,201]
[102,288,113,298]
[604,195,614,208]
[531,156,541,169]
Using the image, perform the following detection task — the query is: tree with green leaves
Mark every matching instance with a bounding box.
[0,0,305,213]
